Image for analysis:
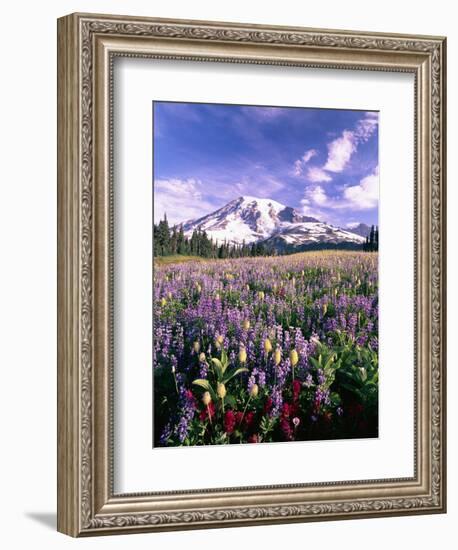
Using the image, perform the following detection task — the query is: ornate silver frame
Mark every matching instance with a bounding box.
[57,13,446,536]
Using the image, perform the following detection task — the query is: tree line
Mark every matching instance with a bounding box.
[153,214,275,259]
[154,214,379,258]
[362,225,379,252]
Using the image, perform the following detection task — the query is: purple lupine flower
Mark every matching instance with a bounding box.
[304,373,313,388]
[317,369,326,385]
[154,251,378,446]
[173,384,196,443]
[270,386,283,417]
[159,422,172,445]
[257,369,266,387]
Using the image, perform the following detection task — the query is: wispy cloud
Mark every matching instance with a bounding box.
[306,166,332,183]
[300,185,332,221]
[301,166,379,218]
[154,178,217,225]
[324,113,378,173]
[292,112,378,186]
[154,103,379,227]
[324,130,357,173]
[355,113,379,142]
[292,149,317,176]
[302,149,318,163]
[242,106,289,120]
[300,199,330,223]
[307,185,328,205]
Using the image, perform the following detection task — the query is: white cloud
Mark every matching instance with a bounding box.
[302,149,317,163]
[300,198,327,221]
[293,159,303,177]
[308,185,328,205]
[355,116,378,142]
[323,113,378,173]
[306,166,332,183]
[292,149,317,176]
[154,178,216,225]
[343,167,379,210]
[324,130,356,173]
[301,166,379,217]
[300,186,328,218]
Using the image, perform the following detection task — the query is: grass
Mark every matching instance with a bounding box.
[154,254,207,266]
[154,250,376,266]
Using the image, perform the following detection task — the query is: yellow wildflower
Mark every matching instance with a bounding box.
[217,383,227,399]
[250,384,259,398]
[202,391,212,406]
[215,335,224,348]
[264,338,273,354]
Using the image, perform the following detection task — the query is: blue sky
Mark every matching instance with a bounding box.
[153,101,379,228]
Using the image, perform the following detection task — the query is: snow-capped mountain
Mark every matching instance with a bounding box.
[345,223,371,238]
[264,222,366,250]
[182,196,365,250]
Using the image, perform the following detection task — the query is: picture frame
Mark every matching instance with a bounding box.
[57,12,446,536]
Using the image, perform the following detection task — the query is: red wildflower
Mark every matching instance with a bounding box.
[292,379,302,402]
[199,401,215,421]
[244,411,255,428]
[280,417,294,440]
[263,397,273,414]
[281,402,292,418]
[224,410,236,434]
[247,434,259,443]
[235,411,244,426]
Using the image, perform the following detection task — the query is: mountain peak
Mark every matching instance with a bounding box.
[182,196,365,248]
[236,195,286,209]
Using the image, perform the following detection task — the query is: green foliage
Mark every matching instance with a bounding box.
[153,214,277,259]
[259,415,278,442]
[192,348,248,406]
[363,225,379,252]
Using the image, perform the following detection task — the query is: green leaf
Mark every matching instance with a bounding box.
[211,358,224,381]
[221,349,229,372]
[322,372,335,389]
[224,395,237,409]
[324,354,336,371]
[223,367,248,384]
[192,379,217,402]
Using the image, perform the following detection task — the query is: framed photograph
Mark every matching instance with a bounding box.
[57,13,446,536]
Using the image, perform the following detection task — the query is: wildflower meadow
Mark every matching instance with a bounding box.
[154,251,378,447]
